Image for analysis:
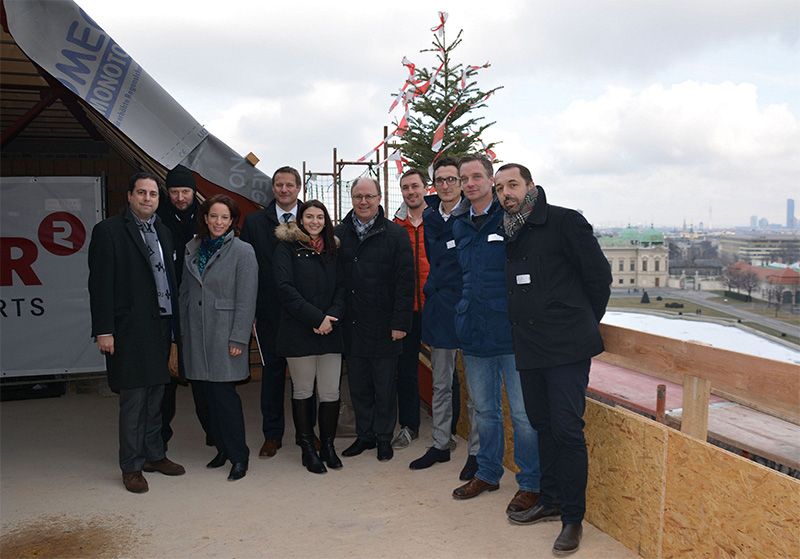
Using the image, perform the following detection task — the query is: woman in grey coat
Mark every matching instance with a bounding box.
[179,194,257,481]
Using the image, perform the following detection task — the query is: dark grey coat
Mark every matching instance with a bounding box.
[88,209,179,392]
[179,231,258,382]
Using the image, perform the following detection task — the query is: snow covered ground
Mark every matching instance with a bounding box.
[602,311,800,365]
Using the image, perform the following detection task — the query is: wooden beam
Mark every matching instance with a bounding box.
[680,375,710,440]
[598,324,800,425]
[1,86,59,147]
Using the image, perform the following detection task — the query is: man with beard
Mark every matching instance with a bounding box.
[156,165,213,450]
[391,169,429,450]
[496,163,611,555]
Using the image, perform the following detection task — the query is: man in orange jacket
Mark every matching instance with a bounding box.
[391,169,430,449]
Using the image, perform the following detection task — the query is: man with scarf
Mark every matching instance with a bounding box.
[496,163,611,556]
[89,171,186,493]
[157,165,213,451]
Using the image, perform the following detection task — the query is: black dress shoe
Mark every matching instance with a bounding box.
[553,522,582,555]
[341,438,376,457]
[459,454,478,481]
[377,441,393,461]
[409,447,450,470]
[508,503,561,525]
[227,461,248,481]
[206,451,227,469]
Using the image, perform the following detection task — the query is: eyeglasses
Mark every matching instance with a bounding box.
[434,176,461,186]
[351,194,380,202]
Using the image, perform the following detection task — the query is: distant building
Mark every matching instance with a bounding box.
[718,233,800,265]
[750,215,758,229]
[758,217,770,228]
[599,227,669,289]
[788,199,796,229]
[727,261,800,305]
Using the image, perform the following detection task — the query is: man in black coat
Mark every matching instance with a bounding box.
[496,163,611,555]
[88,171,186,493]
[334,177,414,462]
[156,165,213,450]
[240,166,301,458]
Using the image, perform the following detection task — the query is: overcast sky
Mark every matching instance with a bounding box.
[77,0,799,228]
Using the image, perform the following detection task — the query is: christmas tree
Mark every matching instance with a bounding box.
[390,14,502,172]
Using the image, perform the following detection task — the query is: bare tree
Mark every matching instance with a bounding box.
[739,271,759,301]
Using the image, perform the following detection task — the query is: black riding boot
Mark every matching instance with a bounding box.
[319,400,343,469]
[292,397,326,474]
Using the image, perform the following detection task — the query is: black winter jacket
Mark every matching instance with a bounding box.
[273,222,345,358]
[504,186,612,370]
[334,207,414,357]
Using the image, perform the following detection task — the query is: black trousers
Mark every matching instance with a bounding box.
[160,379,214,449]
[396,312,422,432]
[519,359,591,524]
[197,380,249,464]
[256,323,287,442]
[119,384,166,472]
[346,355,398,442]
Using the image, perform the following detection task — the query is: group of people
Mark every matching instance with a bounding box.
[88,155,612,555]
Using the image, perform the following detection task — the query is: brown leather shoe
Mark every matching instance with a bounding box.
[143,457,186,476]
[452,477,499,500]
[506,490,540,515]
[122,471,149,493]
[259,439,282,458]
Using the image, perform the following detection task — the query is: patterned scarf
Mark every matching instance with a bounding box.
[353,213,378,241]
[310,236,325,254]
[135,215,172,316]
[503,186,539,239]
[197,235,225,276]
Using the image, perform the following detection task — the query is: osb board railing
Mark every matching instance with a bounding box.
[585,399,800,559]
[596,324,800,432]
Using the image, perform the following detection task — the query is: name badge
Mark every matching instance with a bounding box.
[516,274,531,285]
[487,233,504,242]
[446,239,456,249]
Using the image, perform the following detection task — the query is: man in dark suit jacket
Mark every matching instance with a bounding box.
[240,166,302,458]
[88,171,186,493]
[496,163,612,555]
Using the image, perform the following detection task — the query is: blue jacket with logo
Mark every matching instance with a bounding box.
[421,194,470,348]
[451,198,514,357]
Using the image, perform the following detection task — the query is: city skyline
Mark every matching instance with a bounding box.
[76,0,799,227]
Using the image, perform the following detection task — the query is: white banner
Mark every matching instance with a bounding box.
[4,0,273,204]
[0,177,105,377]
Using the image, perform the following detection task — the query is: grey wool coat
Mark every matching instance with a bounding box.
[179,231,258,382]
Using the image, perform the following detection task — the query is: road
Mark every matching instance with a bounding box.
[610,288,800,342]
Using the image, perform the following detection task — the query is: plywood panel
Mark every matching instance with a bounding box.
[585,399,666,559]
[663,429,800,559]
[598,324,800,425]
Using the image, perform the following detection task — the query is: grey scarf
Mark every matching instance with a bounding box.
[136,216,172,316]
[503,187,539,239]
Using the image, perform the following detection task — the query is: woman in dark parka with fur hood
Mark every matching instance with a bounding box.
[273,200,345,473]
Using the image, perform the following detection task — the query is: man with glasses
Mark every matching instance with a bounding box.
[409,158,480,480]
[335,177,414,462]
[449,155,541,520]
[241,166,303,459]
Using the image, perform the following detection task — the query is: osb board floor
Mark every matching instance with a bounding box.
[585,399,667,559]
[0,381,636,559]
[663,429,800,559]
[668,401,800,469]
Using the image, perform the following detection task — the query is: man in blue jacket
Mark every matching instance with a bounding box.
[409,158,479,479]
[449,155,541,519]
[497,163,611,555]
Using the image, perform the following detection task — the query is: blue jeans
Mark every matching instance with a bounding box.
[463,354,540,491]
